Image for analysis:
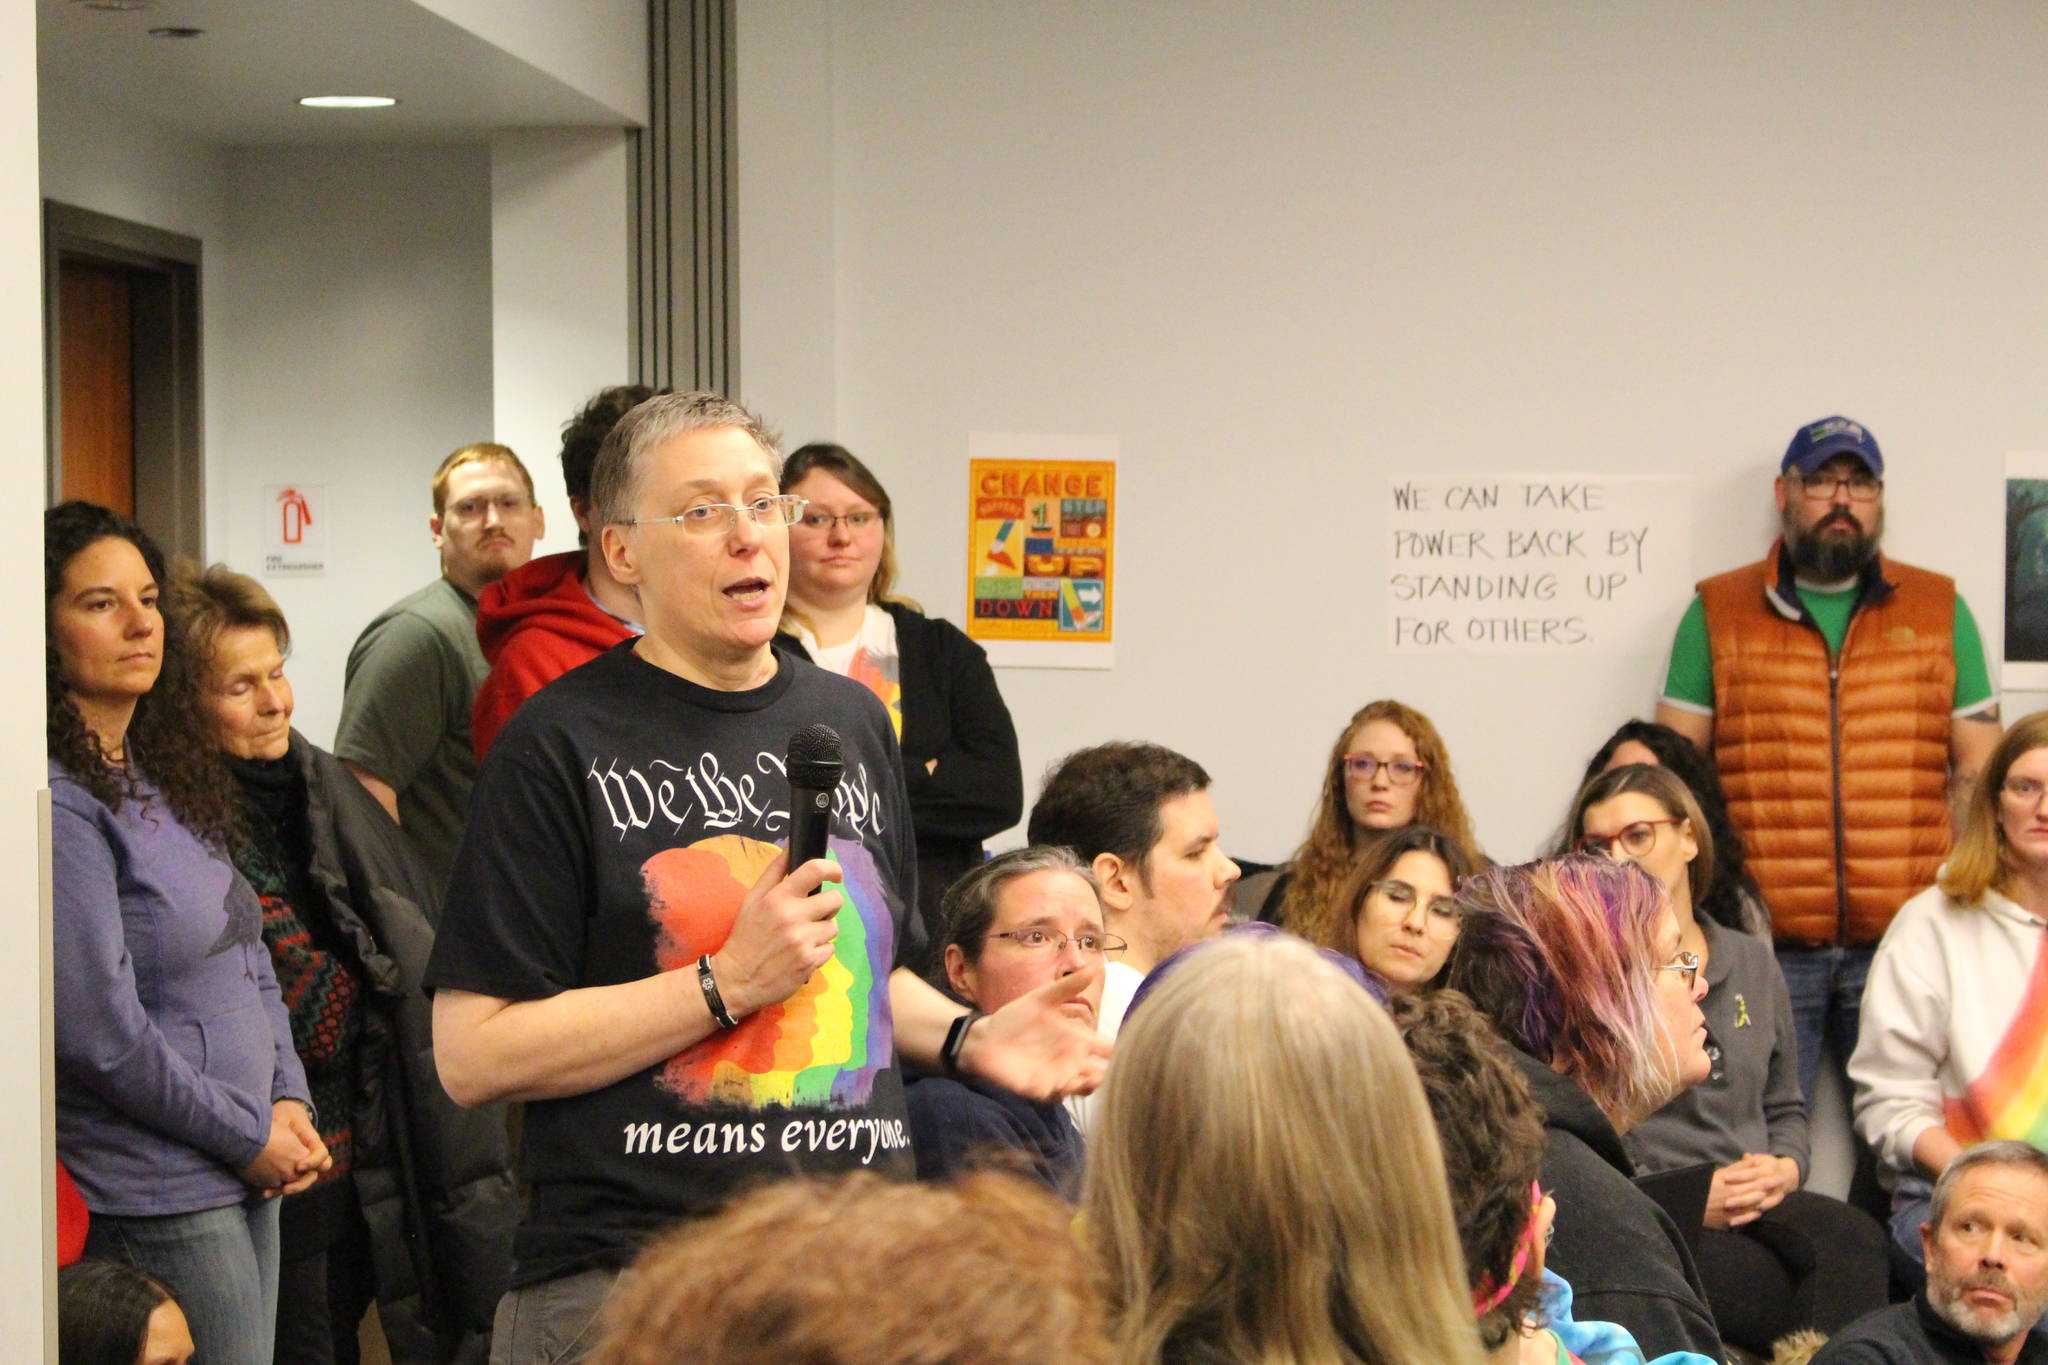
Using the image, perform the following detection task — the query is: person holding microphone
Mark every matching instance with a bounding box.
[427,393,1106,1365]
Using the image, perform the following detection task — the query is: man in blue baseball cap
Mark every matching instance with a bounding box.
[1655,415,1998,1110]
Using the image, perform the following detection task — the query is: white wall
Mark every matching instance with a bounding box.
[417,0,649,125]
[39,85,233,538]
[735,0,837,445]
[491,128,635,531]
[2,7,52,1353]
[738,0,2047,868]
[212,145,495,747]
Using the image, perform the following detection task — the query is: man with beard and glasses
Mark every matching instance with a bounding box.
[1655,416,1998,1108]
[1814,1141,2048,1365]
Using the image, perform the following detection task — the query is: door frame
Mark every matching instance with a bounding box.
[43,201,204,559]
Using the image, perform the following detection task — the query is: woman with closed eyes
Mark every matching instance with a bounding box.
[1315,825,1480,994]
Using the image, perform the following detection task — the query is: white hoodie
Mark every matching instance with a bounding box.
[1851,880,2048,1171]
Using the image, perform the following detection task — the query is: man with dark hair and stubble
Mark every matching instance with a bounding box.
[1027,741,1239,1131]
[471,385,672,758]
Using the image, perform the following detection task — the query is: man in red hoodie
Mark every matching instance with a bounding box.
[473,386,670,757]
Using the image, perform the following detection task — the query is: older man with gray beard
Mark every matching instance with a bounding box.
[1815,1142,2048,1365]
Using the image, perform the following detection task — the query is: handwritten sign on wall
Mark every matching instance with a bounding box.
[1387,474,1691,654]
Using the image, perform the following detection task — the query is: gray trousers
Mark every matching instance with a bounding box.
[489,1267,627,1365]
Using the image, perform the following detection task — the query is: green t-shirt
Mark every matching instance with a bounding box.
[1661,586,1993,717]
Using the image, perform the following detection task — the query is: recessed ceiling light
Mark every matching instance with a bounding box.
[297,95,400,110]
[148,26,203,38]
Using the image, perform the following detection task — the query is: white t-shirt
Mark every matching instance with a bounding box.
[1064,959,1146,1140]
[788,605,904,738]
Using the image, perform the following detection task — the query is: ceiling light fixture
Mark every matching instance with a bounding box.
[75,0,155,11]
[148,26,203,37]
[297,95,400,110]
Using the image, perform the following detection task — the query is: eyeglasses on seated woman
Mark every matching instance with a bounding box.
[1443,854,1723,1362]
[1567,766,1892,1357]
[1251,698,1484,935]
[1314,824,1481,994]
[902,846,1107,1194]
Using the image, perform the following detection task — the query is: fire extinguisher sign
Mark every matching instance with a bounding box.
[262,484,326,576]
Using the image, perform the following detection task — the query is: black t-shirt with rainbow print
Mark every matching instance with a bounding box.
[425,641,922,1289]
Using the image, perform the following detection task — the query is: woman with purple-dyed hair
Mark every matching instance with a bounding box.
[1444,854,1721,1363]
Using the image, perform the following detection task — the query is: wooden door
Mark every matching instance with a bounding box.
[56,257,135,516]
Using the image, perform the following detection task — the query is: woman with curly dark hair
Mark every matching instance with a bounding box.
[48,502,327,1365]
[1578,719,1770,937]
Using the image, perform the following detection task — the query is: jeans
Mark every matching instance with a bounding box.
[86,1195,283,1365]
[490,1268,625,1365]
[1775,943,1877,1104]
[1890,1173,1934,1263]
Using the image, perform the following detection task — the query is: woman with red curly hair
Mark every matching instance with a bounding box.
[1247,698,1484,934]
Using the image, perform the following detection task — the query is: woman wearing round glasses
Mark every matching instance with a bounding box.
[1579,719,1772,938]
[1314,825,1480,994]
[1443,854,1721,1360]
[1567,764,1886,1356]
[1251,699,1483,934]
[905,847,1114,1192]
[1854,711,2048,1264]
[778,444,1024,955]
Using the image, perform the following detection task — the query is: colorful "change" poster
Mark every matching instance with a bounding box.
[966,441,1116,666]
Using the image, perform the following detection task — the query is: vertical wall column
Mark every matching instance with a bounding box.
[492,128,634,525]
[0,2,52,1352]
[636,0,738,396]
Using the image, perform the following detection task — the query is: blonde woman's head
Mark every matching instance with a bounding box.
[1083,933,1483,1365]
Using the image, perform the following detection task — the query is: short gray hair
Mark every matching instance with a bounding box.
[1930,1140,2048,1230]
[940,846,1101,965]
[589,391,782,527]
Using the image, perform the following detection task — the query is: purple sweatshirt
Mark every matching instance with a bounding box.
[51,762,310,1216]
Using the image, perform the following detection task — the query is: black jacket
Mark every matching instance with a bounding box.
[289,733,518,1363]
[780,602,1024,865]
[1513,1050,1724,1363]
[1813,1293,2048,1365]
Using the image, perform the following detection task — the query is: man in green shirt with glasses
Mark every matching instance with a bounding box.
[1654,416,1999,1108]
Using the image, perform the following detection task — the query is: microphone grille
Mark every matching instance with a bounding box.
[786,724,845,787]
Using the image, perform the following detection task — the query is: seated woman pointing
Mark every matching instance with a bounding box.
[906,846,1107,1193]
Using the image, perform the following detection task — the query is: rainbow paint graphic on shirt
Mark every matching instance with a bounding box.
[845,648,904,739]
[1946,934,2048,1148]
[641,833,895,1110]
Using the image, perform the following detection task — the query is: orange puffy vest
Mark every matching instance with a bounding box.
[1698,546,1955,948]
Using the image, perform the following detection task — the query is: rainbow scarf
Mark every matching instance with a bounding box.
[1946,924,2048,1148]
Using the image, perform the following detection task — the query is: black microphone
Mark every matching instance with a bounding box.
[786,724,845,869]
